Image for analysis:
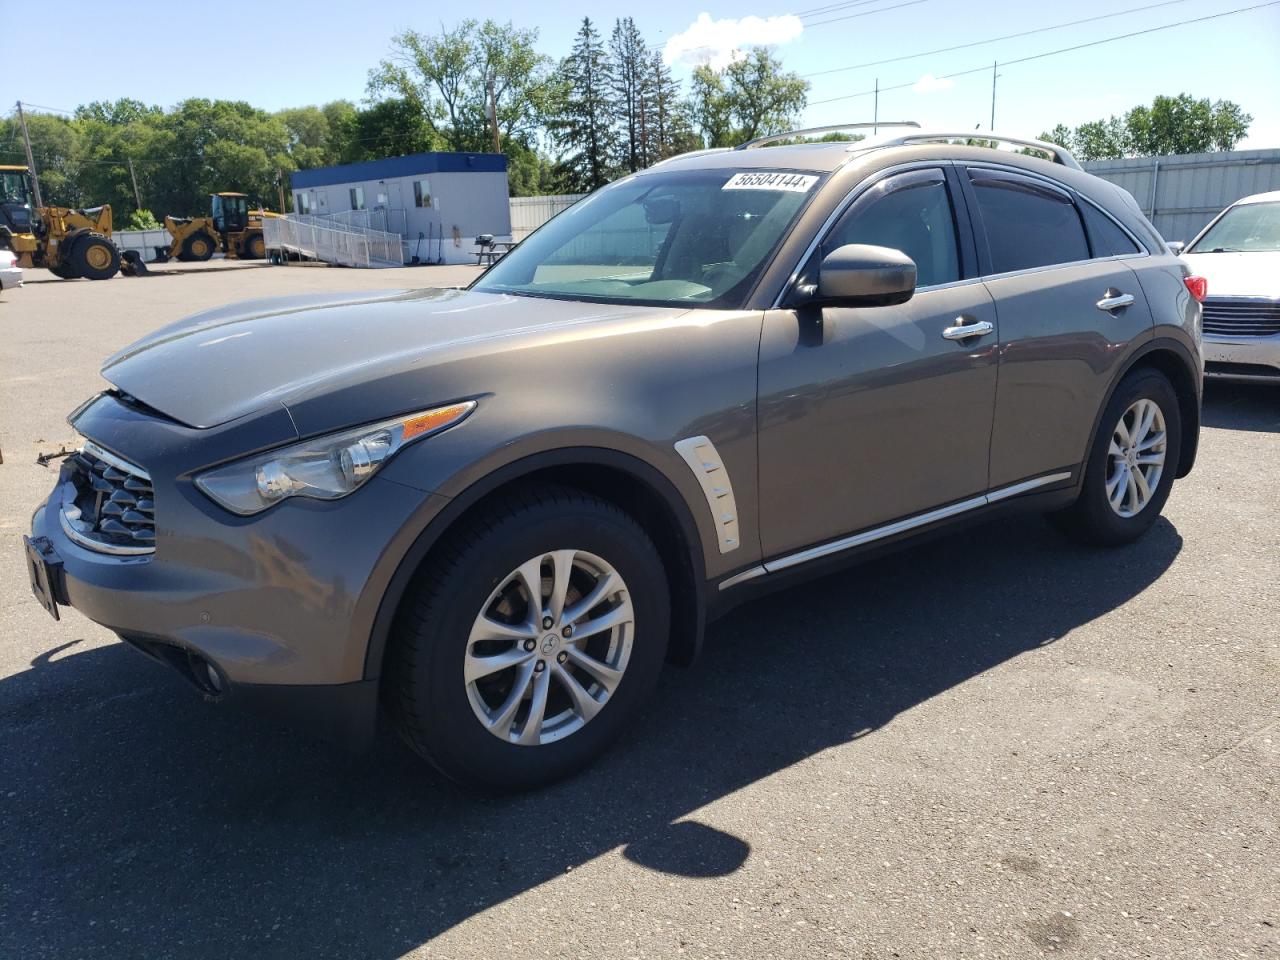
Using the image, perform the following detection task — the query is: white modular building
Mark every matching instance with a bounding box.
[290,152,512,264]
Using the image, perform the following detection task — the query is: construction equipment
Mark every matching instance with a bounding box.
[159,192,277,262]
[0,165,144,279]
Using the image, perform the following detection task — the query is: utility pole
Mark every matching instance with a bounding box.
[990,61,998,131]
[127,157,143,211]
[486,78,501,154]
[276,168,287,215]
[873,78,879,135]
[15,101,43,209]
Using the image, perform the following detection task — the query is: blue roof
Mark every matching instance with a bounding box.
[291,152,507,189]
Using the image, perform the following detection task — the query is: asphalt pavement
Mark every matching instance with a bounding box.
[1,263,1276,959]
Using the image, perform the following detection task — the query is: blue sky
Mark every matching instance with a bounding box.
[17,0,1280,148]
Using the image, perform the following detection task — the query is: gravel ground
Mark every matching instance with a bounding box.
[1,264,1276,959]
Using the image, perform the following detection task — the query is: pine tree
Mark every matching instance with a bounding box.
[548,17,615,192]
[648,50,680,161]
[608,17,650,173]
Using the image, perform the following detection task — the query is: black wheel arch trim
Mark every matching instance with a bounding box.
[362,446,710,683]
[1080,335,1202,486]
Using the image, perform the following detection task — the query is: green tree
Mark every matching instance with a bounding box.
[276,103,354,168]
[1073,116,1130,161]
[723,48,808,144]
[608,17,651,172]
[1040,124,1076,151]
[548,17,617,192]
[1043,94,1252,160]
[688,64,734,148]
[343,98,438,162]
[126,208,160,230]
[1128,94,1250,155]
[646,50,687,162]
[686,48,808,148]
[369,19,551,153]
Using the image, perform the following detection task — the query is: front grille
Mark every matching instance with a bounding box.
[1202,297,1280,337]
[61,441,156,555]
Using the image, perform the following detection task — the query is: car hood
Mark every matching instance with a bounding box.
[1181,251,1280,299]
[102,287,687,429]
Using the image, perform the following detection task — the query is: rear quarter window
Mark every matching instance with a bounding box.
[968,169,1090,274]
[1080,201,1142,257]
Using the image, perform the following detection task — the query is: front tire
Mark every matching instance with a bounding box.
[386,486,671,791]
[69,234,120,280]
[1053,368,1181,546]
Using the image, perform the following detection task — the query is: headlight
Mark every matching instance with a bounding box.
[194,401,475,515]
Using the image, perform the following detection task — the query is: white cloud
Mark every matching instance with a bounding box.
[912,73,955,94]
[663,13,804,71]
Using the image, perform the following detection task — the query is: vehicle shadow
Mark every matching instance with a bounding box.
[0,514,1182,959]
[1202,380,1280,433]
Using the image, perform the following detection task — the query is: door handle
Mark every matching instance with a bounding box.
[941,318,994,341]
[1096,291,1135,313]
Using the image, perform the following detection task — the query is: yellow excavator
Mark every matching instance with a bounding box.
[160,192,276,262]
[0,165,144,279]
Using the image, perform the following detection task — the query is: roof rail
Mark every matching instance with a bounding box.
[735,121,920,151]
[864,130,1082,170]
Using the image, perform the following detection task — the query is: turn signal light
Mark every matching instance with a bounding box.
[1184,275,1207,303]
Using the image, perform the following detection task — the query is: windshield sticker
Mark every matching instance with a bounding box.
[723,172,818,193]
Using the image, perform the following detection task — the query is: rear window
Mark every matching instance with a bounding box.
[968,169,1089,274]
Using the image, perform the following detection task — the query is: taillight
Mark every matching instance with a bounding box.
[1184,275,1207,302]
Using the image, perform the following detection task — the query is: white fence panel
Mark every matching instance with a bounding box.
[510,194,585,239]
[112,228,170,260]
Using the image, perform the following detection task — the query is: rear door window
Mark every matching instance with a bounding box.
[967,169,1089,274]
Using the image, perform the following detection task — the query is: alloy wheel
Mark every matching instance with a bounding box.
[464,550,634,746]
[1105,398,1167,518]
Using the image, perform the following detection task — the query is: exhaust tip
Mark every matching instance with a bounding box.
[185,650,227,700]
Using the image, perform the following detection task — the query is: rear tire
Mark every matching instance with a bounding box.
[386,486,670,791]
[48,262,78,279]
[69,234,120,280]
[180,232,215,262]
[1051,368,1181,546]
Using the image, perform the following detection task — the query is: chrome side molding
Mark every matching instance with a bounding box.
[674,436,742,554]
[719,470,1071,590]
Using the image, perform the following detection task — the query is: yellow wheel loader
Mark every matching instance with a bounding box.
[0,165,145,279]
[160,193,275,262]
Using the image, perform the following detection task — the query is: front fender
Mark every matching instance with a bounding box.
[357,444,713,681]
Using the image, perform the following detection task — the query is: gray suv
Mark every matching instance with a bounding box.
[24,129,1204,790]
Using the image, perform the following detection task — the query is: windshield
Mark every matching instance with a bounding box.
[1189,201,1280,253]
[0,171,32,206]
[474,168,823,308]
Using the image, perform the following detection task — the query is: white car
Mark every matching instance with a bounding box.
[0,249,22,294]
[1180,190,1280,383]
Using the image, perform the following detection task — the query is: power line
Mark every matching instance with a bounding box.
[805,0,931,28]
[15,101,76,116]
[807,0,1280,107]
[795,0,904,19]
[802,0,1197,79]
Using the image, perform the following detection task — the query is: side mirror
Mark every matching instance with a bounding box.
[1166,241,1186,256]
[807,243,917,307]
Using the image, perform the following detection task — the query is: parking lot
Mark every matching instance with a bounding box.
[1,262,1276,959]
